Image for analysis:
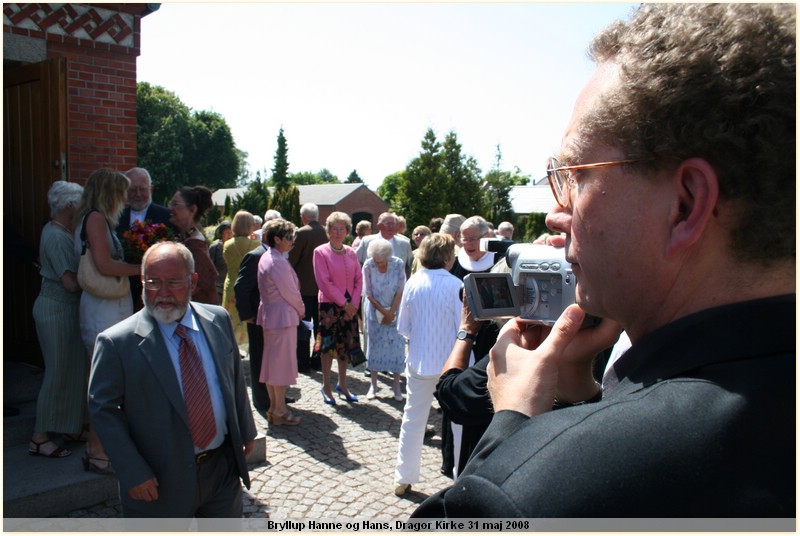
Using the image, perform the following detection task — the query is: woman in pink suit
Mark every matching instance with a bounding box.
[257,219,305,426]
[313,212,363,405]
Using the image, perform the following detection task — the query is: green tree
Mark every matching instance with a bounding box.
[271,128,291,190]
[345,170,363,183]
[377,171,405,209]
[317,168,339,184]
[483,169,516,226]
[481,146,530,228]
[271,184,300,225]
[523,212,549,242]
[136,82,192,204]
[186,110,242,191]
[236,148,251,186]
[290,169,340,185]
[441,131,485,218]
[136,82,243,204]
[231,171,271,218]
[394,128,449,230]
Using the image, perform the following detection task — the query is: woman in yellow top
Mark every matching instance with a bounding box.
[222,210,261,345]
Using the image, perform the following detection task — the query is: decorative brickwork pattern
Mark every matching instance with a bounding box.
[3,3,134,47]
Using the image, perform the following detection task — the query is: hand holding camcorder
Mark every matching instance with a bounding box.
[464,239,597,327]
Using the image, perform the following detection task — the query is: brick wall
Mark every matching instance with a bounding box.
[3,3,151,183]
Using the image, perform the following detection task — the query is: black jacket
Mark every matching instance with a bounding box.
[234,244,266,322]
[414,295,795,518]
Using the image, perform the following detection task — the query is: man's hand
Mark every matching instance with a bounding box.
[244,440,255,460]
[487,305,620,416]
[128,477,159,502]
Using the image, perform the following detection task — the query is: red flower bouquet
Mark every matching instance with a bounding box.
[122,220,175,262]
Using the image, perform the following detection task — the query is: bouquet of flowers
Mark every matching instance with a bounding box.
[122,220,175,262]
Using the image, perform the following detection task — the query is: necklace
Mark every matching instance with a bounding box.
[330,242,345,254]
[183,226,198,241]
[51,220,71,234]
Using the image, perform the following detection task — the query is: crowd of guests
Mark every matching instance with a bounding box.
[29,163,512,500]
[25,4,794,518]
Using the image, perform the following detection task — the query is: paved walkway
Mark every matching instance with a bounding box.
[64,362,453,520]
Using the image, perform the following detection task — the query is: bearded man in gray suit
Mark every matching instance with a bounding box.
[89,242,257,519]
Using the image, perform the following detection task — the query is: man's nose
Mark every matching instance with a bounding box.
[545,203,571,235]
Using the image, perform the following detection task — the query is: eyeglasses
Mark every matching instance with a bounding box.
[545,156,652,208]
[144,277,191,291]
[128,187,151,194]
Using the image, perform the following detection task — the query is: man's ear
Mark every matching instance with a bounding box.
[666,157,719,257]
[190,272,199,291]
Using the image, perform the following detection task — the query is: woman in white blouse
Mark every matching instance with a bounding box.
[393,233,461,496]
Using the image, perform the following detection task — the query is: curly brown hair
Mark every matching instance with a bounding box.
[584,4,795,263]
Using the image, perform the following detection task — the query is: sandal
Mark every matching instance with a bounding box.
[28,439,71,458]
[271,411,301,426]
[62,431,88,443]
[82,454,115,475]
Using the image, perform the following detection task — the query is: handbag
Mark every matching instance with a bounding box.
[77,212,131,299]
[347,345,367,368]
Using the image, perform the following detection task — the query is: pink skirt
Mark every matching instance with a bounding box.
[259,326,298,386]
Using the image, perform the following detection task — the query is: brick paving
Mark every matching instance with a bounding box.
[64,362,453,520]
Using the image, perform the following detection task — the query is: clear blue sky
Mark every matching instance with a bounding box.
[137,2,639,190]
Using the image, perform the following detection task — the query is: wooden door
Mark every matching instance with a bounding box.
[3,58,68,366]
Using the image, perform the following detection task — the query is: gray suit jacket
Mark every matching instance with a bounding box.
[88,302,257,517]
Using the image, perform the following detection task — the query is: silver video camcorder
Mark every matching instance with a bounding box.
[463,241,582,326]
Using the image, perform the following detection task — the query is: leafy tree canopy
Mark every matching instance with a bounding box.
[376,131,529,233]
[136,82,244,204]
[290,168,340,185]
[377,171,405,209]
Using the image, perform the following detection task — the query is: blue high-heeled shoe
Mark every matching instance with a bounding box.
[335,385,359,403]
[321,388,336,406]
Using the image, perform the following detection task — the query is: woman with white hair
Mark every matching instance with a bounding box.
[362,238,406,400]
[29,181,88,459]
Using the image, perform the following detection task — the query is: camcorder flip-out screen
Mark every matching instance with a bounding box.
[463,272,521,321]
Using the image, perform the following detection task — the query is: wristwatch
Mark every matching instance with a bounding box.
[456,330,476,342]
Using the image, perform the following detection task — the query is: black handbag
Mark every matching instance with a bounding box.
[347,345,366,368]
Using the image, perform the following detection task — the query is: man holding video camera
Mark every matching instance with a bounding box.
[414,3,794,519]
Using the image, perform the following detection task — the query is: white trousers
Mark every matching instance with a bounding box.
[394,367,438,484]
[451,421,463,480]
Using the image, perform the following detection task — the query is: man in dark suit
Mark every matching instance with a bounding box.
[117,167,176,311]
[89,242,257,519]
[234,230,271,413]
[287,203,328,372]
[413,4,794,520]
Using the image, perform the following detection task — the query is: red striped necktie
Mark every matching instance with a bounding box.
[175,324,216,450]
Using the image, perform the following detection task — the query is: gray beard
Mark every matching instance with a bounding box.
[143,292,189,324]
